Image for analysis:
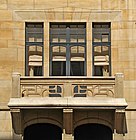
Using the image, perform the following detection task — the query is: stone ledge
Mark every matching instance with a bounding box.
[8,97,127,109]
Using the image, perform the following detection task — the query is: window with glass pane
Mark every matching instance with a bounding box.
[25,23,44,76]
[50,23,86,76]
[92,23,111,76]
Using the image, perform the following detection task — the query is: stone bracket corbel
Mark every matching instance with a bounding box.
[115,109,127,135]
[10,109,22,135]
[63,109,73,134]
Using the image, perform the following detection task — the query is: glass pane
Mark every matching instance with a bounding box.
[71,46,85,60]
[77,29,85,34]
[52,61,66,76]
[52,34,59,42]
[27,33,43,42]
[94,46,109,63]
[94,46,102,55]
[53,46,60,53]
[29,45,42,55]
[78,46,85,53]
[94,46,109,56]
[34,66,42,76]
[59,34,66,42]
[94,66,103,76]
[70,61,84,76]
[78,35,85,42]
[71,46,78,53]
[102,46,109,55]
[94,66,109,76]
[29,66,42,76]
[52,46,66,60]
[94,34,101,42]
[28,45,43,68]
[102,34,109,42]
[70,35,77,42]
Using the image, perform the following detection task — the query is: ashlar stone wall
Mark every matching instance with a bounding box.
[0,0,136,139]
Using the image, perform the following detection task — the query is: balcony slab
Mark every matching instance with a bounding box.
[8,97,127,109]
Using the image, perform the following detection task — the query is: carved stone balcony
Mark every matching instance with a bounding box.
[8,73,128,137]
[11,73,124,98]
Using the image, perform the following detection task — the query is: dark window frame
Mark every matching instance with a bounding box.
[92,22,111,76]
[49,22,86,76]
[25,22,44,76]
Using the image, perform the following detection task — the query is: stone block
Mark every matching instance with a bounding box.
[45,11,55,21]
[69,0,101,9]
[0,88,11,102]
[0,40,8,48]
[0,29,13,39]
[118,48,129,61]
[0,48,17,61]
[0,21,24,29]
[119,29,133,41]
[121,10,129,20]
[132,0,136,10]
[8,0,34,10]
[18,48,25,62]
[0,132,12,140]
[118,41,129,48]
[102,0,119,10]
[8,4,34,10]
[119,22,133,29]
[0,119,12,132]
[54,10,64,20]
[111,22,119,30]
[0,111,6,120]
[35,0,67,9]
[8,0,33,4]
[124,69,135,80]
[111,30,119,41]
[127,120,136,132]
[5,111,11,120]
[0,69,12,80]
[13,29,25,41]
[0,0,7,10]
[8,40,25,48]
[111,48,118,61]
[0,10,12,21]
[119,0,128,10]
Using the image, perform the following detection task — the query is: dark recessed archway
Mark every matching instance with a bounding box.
[74,123,112,140]
[24,123,62,140]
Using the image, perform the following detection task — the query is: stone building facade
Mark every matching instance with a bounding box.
[0,0,136,140]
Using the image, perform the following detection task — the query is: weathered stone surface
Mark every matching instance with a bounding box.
[0,0,135,139]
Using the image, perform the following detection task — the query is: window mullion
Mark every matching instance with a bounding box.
[66,27,70,76]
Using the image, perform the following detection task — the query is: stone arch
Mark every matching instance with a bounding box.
[22,109,63,132]
[23,117,62,130]
[73,110,115,132]
[74,117,113,131]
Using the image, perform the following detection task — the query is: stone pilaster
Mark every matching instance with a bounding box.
[115,73,124,98]
[12,72,21,98]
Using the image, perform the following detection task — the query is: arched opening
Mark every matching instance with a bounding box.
[74,123,112,140]
[24,123,62,140]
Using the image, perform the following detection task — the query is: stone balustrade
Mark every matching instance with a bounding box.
[12,73,124,98]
